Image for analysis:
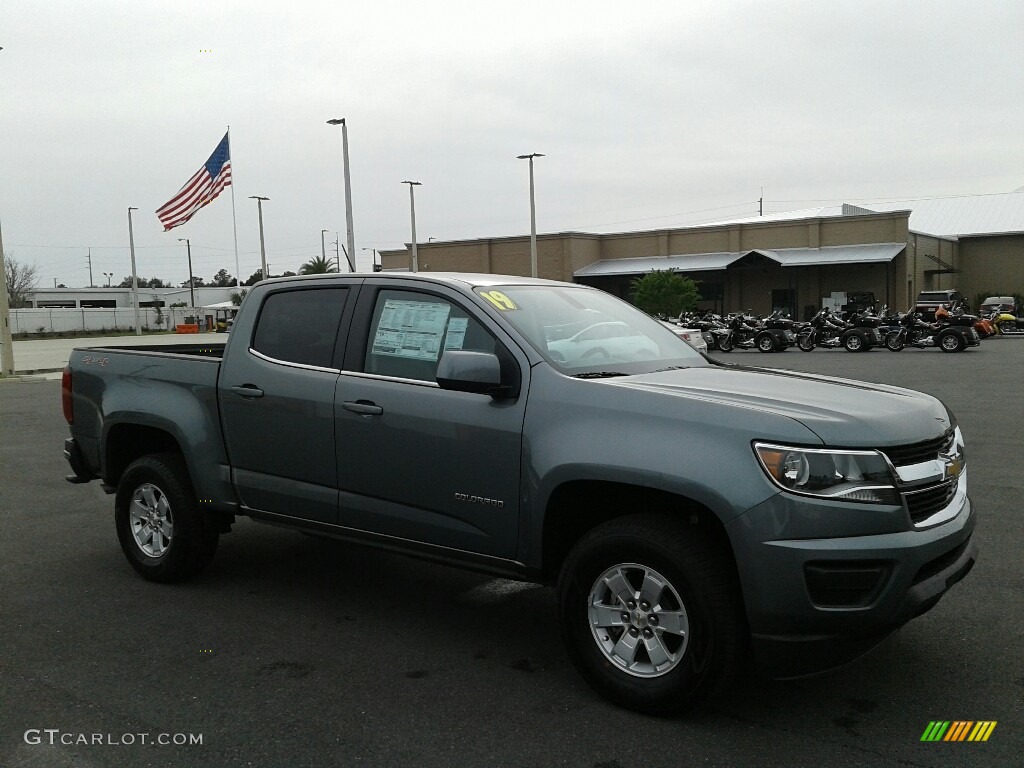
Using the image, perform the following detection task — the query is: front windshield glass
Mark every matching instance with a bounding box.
[475,284,707,376]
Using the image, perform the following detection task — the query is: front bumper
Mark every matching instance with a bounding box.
[726,491,976,678]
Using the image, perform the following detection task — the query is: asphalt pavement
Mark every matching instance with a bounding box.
[0,340,1021,767]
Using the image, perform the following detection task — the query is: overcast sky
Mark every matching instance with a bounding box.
[2,0,1022,288]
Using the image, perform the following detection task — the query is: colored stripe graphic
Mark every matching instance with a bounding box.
[921,720,996,742]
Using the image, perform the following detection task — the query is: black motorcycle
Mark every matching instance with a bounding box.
[717,311,795,353]
[885,311,979,352]
[798,308,876,352]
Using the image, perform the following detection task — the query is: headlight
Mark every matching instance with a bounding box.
[754,443,899,504]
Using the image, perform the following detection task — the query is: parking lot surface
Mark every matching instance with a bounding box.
[1,341,1021,767]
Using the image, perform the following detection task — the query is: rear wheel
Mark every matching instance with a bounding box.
[939,332,966,353]
[756,334,776,353]
[843,333,865,352]
[557,515,744,714]
[115,453,218,583]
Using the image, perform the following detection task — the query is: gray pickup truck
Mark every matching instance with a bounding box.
[62,273,976,713]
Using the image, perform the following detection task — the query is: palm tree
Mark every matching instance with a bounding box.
[299,256,335,275]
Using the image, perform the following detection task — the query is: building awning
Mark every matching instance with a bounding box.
[574,243,905,278]
[574,251,744,278]
[754,243,905,266]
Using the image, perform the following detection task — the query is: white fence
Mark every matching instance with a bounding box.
[11,307,217,334]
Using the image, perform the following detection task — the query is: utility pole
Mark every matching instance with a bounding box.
[517,153,544,278]
[128,207,141,336]
[0,213,15,376]
[402,180,422,272]
[87,247,94,287]
[320,229,329,270]
[759,187,764,217]
[249,196,269,280]
[178,238,196,308]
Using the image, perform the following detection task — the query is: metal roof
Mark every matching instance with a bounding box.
[574,243,904,278]
[700,190,1024,239]
[755,243,905,266]
[574,251,744,278]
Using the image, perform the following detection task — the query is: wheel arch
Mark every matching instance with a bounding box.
[540,481,740,588]
[104,423,184,486]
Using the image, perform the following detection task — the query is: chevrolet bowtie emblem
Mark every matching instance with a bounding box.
[940,450,964,481]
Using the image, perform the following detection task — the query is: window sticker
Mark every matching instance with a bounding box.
[371,299,451,361]
[479,290,517,310]
[444,317,469,350]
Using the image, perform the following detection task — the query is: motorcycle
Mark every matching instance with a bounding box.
[885,311,980,352]
[797,307,878,352]
[717,311,796,353]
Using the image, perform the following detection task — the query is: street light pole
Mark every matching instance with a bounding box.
[517,153,544,278]
[249,196,269,280]
[402,181,422,272]
[326,118,356,269]
[128,207,141,336]
[178,238,196,308]
[103,272,113,287]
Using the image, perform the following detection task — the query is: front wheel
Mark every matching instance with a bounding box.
[717,335,733,352]
[886,333,905,351]
[557,515,744,715]
[797,333,816,352]
[115,453,218,583]
[939,332,966,353]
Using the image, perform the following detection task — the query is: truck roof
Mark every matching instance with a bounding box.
[259,272,578,289]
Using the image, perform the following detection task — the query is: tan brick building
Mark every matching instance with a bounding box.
[379,191,1024,317]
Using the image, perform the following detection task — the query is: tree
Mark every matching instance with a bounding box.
[117,276,171,289]
[3,254,39,307]
[181,276,206,288]
[243,270,265,286]
[630,270,701,318]
[299,256,335,275]
[230,288,249,306]
[211,269,235,287]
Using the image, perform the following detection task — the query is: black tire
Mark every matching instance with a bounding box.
[885,333,905,351]
[797,333,815,352]
[557,514,744,715]
[115,453,218,583]
[939,332,966,353]
[843,333,865,353]
[756,334,776,353]
[717,335,733,352]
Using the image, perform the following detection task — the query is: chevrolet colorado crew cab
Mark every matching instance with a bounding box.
[62,273,976,713]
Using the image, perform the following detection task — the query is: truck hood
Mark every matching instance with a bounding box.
[610,364,951,448]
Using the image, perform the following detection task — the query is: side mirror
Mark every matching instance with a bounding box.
[436,350,505,396]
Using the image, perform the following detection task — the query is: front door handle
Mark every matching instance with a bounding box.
[230,385,264,399]
[342,400,383,416]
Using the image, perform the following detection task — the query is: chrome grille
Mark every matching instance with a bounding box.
[880,430,954,467]
[904,480,958,524]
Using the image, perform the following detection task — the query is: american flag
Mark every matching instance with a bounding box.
[155,132,232,231]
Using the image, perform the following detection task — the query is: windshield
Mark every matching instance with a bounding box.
[475,284,707,376]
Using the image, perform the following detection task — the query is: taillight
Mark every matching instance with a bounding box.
[62,366,74,424]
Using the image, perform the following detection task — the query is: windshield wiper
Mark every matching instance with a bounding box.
[571,371,631,379]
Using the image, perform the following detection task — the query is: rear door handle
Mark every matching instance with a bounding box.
[230,385,264,399]
[342,400,383,416]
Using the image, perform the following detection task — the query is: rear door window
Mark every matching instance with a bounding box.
[252,288,349,369]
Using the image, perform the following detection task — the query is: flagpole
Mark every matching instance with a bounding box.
[228,125,241,287]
